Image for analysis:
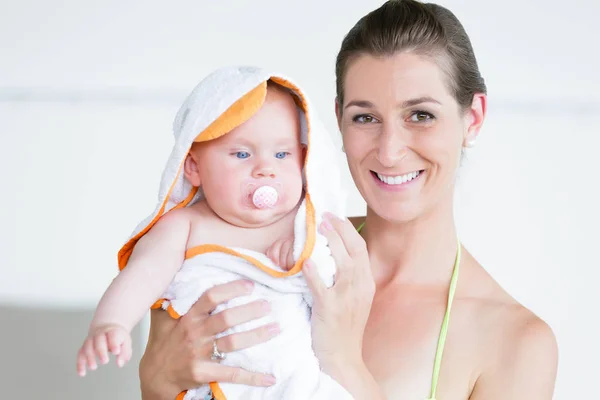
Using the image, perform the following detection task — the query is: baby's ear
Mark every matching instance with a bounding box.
[183,152,202,187]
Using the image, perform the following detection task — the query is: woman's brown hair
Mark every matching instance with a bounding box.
[335,0,487,112]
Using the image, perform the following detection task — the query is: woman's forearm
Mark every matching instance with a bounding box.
[140,383,180,400]
[139,343,181,400]
[324,357,386,400]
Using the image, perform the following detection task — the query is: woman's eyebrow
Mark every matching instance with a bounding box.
[400,96,442,108]
[344,96,441,110]
[344,100,374,110]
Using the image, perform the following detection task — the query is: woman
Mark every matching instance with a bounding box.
[138,1,558,399]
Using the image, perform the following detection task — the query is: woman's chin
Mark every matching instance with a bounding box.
[369,200,423,224]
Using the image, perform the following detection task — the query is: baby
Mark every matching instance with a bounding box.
[76,67,351,400]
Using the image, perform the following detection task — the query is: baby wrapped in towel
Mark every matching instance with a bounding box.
[76,66,353,400]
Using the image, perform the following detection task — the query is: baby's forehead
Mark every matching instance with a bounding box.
[222,128,302,146]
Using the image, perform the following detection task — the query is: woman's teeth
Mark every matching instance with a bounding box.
[376,170,421,185]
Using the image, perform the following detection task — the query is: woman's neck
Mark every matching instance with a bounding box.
[363,199,459,287]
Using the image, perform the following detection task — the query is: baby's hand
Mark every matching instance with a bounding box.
[76,324,132,377]
[266,236,296,270]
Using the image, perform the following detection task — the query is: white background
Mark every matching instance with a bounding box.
[0,0,598,398]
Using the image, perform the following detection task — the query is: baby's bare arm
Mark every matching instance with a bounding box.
[90,210,191,333]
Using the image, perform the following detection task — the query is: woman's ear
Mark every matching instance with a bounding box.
[334,97,342,132]
[183,152,202,187]
[463,93,487,148]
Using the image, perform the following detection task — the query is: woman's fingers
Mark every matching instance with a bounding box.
[197,363,276,387]
[318,215,356,284]
[302,259,326,299]
[322,213,372,285]
[206,300,271,335]
[325,213,368,262]
[189,280,254,316]
[215,322,281,353]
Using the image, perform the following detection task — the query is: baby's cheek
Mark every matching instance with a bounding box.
[288,173,305,203]
[213,180,242,205]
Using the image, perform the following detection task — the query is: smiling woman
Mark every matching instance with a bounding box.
[336,51,484,223]
[328,2,556,399]
[138,1,558,399]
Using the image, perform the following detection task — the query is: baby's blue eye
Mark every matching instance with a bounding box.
[275,152,288,159]
[235,151,250,159]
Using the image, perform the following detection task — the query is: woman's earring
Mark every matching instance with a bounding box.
[464,139,476,148]
[341,146,345,153]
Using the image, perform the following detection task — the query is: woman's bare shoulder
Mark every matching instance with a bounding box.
[462,248,555,338]
[460,249,558,397]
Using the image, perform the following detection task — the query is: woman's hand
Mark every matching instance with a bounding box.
[139,280,280,400]
[302,213,382,398]
[304,213,375,367]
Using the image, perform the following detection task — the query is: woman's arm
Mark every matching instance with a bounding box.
[469,316,558,400]
[139,280,281,399]
[302,213,386,399]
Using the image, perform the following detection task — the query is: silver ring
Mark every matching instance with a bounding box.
[210,339,226,361]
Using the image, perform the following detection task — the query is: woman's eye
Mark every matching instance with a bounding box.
[409,111,434,122]
[275,152,289,159]
[352,114,376,124]
[235,151,250,159]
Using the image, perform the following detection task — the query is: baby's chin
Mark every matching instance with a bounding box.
[222,206,297,229]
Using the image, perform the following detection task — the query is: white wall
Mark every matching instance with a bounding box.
[0,0,598,398]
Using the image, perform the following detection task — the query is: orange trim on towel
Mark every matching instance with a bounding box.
[184,201,314,276]
[211,382,227,400]
[149,300,181,319]
[166,304,181,319]
[194,81,267,143]
[150,299,163,309]
[117,164,198,270]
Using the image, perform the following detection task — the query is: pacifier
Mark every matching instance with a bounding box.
[242,179,284,210]
[252,185,279,209]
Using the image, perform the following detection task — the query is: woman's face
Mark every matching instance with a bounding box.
[337,52,485,223]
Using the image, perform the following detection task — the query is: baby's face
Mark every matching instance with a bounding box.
[192,87,305,227]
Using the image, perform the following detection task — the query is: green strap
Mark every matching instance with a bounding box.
[428,240,462,400]
[356,221,461,400]
[356,221,365,233]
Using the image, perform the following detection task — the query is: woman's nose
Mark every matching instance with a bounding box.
[376,126,408,168]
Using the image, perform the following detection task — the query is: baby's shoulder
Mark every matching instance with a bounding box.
[152,206,195,229]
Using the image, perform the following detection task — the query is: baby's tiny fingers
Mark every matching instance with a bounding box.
[76,350,88,377]
[279,240,294,269]
[84,339,97,371]
[106,329,126,355]
[116,340,132,368]
[93,334,109,364]
[285,245,295,270]
[266,243,281,266]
